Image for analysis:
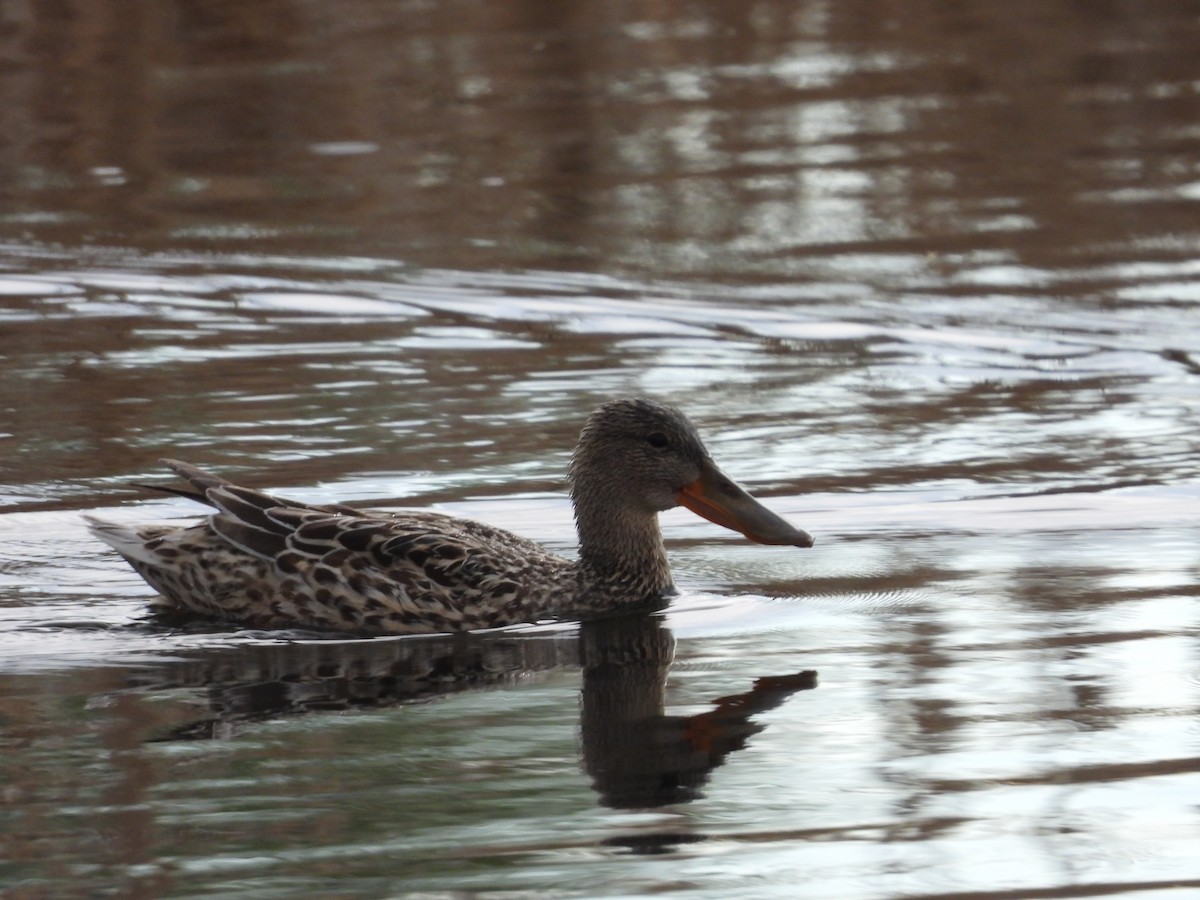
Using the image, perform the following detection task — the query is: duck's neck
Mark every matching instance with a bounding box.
[573,502,675,601]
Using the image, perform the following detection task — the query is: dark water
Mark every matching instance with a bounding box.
[3,2,1200,897]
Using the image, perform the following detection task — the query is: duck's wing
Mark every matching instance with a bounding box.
[197,478,562,633]
[153,459,363,516]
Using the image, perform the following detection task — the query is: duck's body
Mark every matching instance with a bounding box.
[88,399,813,635]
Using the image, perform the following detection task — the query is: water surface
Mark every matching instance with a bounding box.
[2,2,1199,898]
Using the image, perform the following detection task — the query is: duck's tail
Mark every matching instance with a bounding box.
[85,459,233,563]
[84,514,175,568]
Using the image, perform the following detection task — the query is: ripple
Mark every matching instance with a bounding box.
[0,276,86,297]
[238,291,425,318]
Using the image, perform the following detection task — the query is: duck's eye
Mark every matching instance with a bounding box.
[646,432,670,449]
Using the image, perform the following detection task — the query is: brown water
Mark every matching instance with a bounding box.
[3,2,1200,897]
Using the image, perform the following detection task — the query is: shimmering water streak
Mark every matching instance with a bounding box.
[3,1,1200,897]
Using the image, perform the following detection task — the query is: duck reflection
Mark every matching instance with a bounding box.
[135,626,579,739]
[578,615,816,808]
[132,613,816,808]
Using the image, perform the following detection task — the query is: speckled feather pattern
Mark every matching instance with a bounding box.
[97,503,583,634]
[86,399,728,635]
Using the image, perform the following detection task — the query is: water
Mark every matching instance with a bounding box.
[2,2,1200,897]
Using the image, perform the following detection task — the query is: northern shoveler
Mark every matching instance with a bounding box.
[87,398,813,634]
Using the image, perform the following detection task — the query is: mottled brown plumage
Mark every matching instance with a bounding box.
[87,399,813,635]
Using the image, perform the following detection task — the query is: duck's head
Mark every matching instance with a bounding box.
[568,398,814,548]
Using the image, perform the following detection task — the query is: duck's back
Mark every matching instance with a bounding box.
[89,477,575,634]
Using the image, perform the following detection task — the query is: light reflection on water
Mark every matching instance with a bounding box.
[4,361,1198,894]
[3,0,1200,896]
[6,248,1199,503]
[3,252,1200,895]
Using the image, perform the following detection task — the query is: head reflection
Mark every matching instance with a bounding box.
[578,615,817,809]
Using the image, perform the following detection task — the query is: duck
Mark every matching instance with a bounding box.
[86,398,813,635]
